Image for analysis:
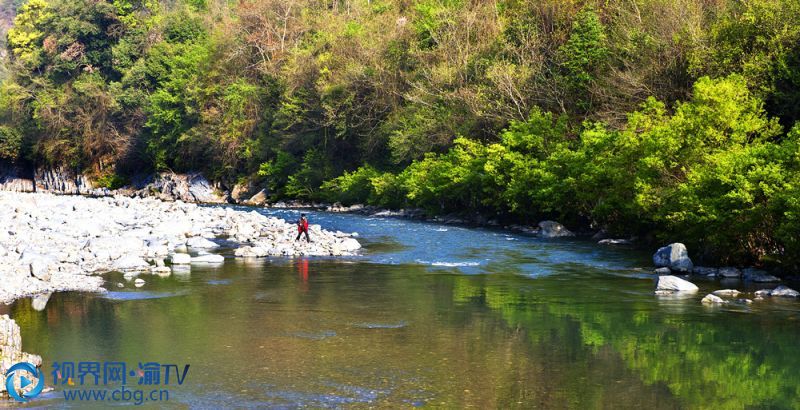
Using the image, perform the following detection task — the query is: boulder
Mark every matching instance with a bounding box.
[712,289,741,297]
[692,266,719,276]
[186,236,218,249]
[0,315,42,388]
[230,181,256,203]
[31,293,51,311]
[754,289,771,299]
[245,189,269,206]
[114,255,150,272]
[701,294,725,304]
[653,243,693,272]
[654,267,672,275]
[29,259,52,281]
[768,286,799,297]
[718,267,742,278]
[655,275,699,293]
[537,221,575,238]
[171,253,192,264]
[337,238,362,252]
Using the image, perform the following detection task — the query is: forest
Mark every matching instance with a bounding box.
[0,0,798,265]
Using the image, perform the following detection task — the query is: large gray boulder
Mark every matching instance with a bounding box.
[137,173,226,204]
[655,275,699,293]
[537,221,575,238]
[653,243,693,272]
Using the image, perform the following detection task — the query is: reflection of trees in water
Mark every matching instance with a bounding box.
[455,275,800,409]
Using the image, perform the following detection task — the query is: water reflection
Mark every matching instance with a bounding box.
[6,208,800,408]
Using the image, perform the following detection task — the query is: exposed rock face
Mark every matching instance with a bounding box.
[0,315,42,396]
[655,275,699,293]
[230,181,256,203]
[0,162,34,193]
[653,243,693,272]
[133,173,226,203]
[0,191,361,304]
[34,166,94,195]
[537,221,575,238]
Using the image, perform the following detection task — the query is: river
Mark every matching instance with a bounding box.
[5,207,800,408]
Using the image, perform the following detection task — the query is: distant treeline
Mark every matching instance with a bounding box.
[0,0,799,265]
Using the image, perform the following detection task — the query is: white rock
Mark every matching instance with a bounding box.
[701,294,725,304]
[655,275,699,293]
[192,254,225,263]
[134,278,145,287]
[171,253,192,265]
[114,255,150,272]
[29,259,52,281]
[186,236,218,249]
[653,243,693,272]
[712,289,741,297]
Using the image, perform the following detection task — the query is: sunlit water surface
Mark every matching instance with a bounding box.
[5,208,800,408]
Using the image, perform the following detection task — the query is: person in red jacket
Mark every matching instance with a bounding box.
[295,213,310,242]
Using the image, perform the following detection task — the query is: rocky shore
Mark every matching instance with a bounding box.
[0,191,361,305]
[650,242,796,305]
[0,315,42,398]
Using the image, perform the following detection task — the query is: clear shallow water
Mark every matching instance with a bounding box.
[4,208,800,408]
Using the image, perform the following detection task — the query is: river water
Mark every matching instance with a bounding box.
[5,208,800,408]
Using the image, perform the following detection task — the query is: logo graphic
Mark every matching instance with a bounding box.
[5,362,44,402]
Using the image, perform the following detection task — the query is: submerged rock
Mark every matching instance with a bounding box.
[701,294,725,304]
[718,267,742,278]
[186,236,218,249]
[712,289,741,297]
[767,286,799,298]
[653,243,693,272]
[692,266,719,276]
[654,267,672,275]
[537,221,575,238]
[655,275,699,293]
[171,253,191,265]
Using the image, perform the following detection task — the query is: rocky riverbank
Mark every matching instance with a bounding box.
[0,191,361,305]
[0,315,42,398]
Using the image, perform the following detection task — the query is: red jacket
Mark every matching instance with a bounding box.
[298,218,309,232]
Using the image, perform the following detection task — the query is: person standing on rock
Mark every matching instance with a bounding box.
[295,214,310,242]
